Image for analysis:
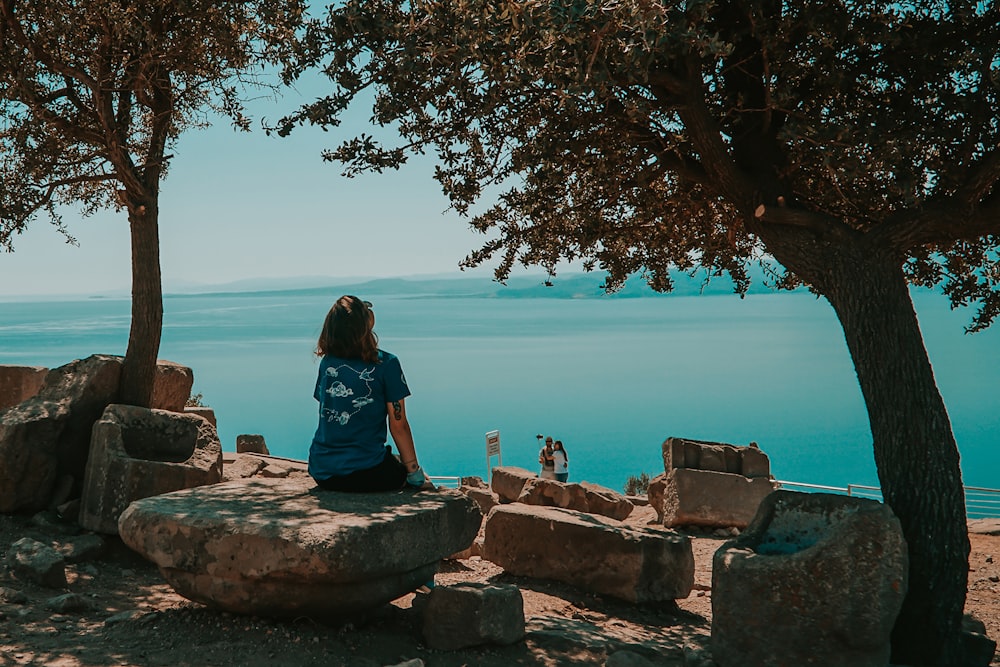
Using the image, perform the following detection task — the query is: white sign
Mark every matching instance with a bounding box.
[485,430,501,457]
[485,429,502,479]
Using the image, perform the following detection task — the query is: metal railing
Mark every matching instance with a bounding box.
[428,475,461,489]
[774,480,1000,519]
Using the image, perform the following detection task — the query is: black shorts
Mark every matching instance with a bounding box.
[314,446,408,492]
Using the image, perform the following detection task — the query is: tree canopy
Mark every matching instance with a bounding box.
[0,0,304,404]
[281,0,999,325]
[281,1,1000,663]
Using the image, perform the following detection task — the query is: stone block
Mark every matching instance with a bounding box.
[118,478,483,618]
[236,433,270,455]
[0,365,47,411]
[490,466,536,502]
[662,468,776,529]
[151,360,194,412]
[740,443,771,478]
[482,504,693,603]
[78,404,222,534]
[35,355,123,494]
[422,582,525,650]
[504,475,634,521]
[712,490,907,667]
[0,400,69,512]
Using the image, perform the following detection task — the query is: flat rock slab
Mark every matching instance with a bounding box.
[118,478,482,618]
[482,504,693,603]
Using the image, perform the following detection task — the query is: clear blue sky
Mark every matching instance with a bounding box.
[0,81,506,297]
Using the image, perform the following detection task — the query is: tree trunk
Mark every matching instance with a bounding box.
[119,199,163,408]
[815,245,969,665]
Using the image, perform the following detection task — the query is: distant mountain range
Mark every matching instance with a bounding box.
[166,269,791,301]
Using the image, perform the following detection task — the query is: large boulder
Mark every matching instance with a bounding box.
[0,355,200,513]
[490,467,634,520]
[0,365,47,411]
[481,504,693,603]
[118,478,483,618]
[78,405,223,534]
[0,355,121,512]
[711,490,908,667]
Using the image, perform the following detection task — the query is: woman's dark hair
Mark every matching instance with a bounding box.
[316,295,379,363]
[554,440,568,460]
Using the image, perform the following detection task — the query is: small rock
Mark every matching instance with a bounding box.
[0,587,28,604]
[46,593,89,613]
[384,660,424,667]
[5,537,67,588]
[57,534,106,563]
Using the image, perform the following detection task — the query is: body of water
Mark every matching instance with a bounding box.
[2,289,997,493]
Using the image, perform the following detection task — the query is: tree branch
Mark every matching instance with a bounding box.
[957,147,1000,207]
[0,2,100,90]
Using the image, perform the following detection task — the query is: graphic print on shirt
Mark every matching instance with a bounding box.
[321,364,376,425]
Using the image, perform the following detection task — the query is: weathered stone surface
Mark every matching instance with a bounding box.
[118,478,483,618]
[422,582,525,650]
[461,486,498,516]
[740,442,770,478]
[78,404,223,534]
[236,433,270,455]
[647,473,667,523]
[490,466,536,502]
[0,365,47,411]
[492,468,634,520]
[963,614,998,667]
[0,355,123,512]
[712,490,907,667]
[184,406,217,427]
[662,468,776,529]
[661,436,771,478]
[0,400,70,513]
[482,504,693,602]
[35,355,124,484]
[223,453,267,480]
[56,534,107,563]
[5,537,67,588]
[151,360,194,413]
[579,482,634,520]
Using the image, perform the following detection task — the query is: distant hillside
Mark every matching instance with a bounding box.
[165,269,788,301]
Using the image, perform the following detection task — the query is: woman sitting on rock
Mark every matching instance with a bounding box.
[308,295,431,491]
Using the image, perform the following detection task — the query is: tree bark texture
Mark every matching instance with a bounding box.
[119,200,163,409]
[821,246,969,666]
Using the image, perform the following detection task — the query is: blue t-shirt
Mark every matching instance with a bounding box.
[308,349,411,480]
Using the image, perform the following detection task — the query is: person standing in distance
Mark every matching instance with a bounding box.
[538,435,556,479]
[552,440,569,482]
[308,295,431,491]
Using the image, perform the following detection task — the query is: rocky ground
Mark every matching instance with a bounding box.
[1,504,998,667]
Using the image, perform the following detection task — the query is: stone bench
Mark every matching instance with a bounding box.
[118,478,483,618]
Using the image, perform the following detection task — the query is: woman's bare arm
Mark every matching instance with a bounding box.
[387,398,419,473]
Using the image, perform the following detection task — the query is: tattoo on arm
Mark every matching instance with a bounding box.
[392,401,402,421]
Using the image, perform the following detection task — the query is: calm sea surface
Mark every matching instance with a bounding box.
[2,290,997,492]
